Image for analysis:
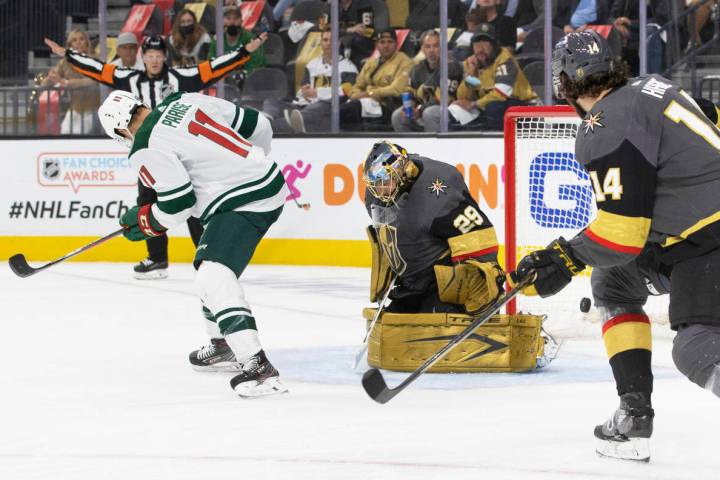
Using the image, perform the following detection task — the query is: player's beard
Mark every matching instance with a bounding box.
[565,96,588,118]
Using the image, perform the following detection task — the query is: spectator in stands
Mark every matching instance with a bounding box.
[469,0,517,51]
[224,0,276,34]
[112,32,144,70]
[168,8,212,66]
[449,24,537,130]
[609,0,668,74]
[264,29,359,133]
[174,0,217,34]
[406,0,468,31]
[450,8,484,61]
[516,0,556,44]
[685,0,717,50]
[339,0,390,67]
[44,33,267,279]
[559,0,610,34]
[392,30,464,132]
[341,28,413,131]
[209,6,265,76]
[42,29,99,135]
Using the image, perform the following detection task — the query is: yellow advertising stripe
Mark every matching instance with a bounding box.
[588,210,651,250]
[603,321,652,358]
[0,237,509,269]
[0,236,372,267]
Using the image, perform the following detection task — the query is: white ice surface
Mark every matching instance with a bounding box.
[0,263,718,480]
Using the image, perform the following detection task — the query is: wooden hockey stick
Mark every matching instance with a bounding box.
[8,228,125,278]
[351,276,396,369]
[361,271,536,404]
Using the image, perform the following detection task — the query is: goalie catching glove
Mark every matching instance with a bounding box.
[120,204,167,241]
[511,237,585,298]
[434,229,505,314]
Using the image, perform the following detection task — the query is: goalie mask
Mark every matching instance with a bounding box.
[98,90,147,148]
[363,141,413,204]
[552,30,614,99]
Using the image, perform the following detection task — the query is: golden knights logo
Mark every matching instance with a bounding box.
[377,224,407,275]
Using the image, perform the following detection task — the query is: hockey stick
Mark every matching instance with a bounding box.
[361,271,536,404]
[8,228,125,278]
[290,196,311,210]
[351,276,396,370]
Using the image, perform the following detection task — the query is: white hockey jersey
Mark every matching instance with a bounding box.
[128,92,286,228]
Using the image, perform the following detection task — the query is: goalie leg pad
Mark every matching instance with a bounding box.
[362,309,545,372]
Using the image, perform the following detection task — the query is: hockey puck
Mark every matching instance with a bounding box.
[580,297,591,313]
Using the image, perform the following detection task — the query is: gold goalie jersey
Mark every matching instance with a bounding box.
[128,92,286,229]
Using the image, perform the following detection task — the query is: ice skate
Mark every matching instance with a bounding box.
[594,392,654,462]
[133,257,168,279]
[189,338,242,372]
[230,350,288,398]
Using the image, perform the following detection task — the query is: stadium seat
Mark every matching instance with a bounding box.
[523,60,545,96]
[240,68,289,110]
[263,32,285,68]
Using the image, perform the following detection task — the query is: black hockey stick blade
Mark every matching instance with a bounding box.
[362,368,394,404]
[8,254,36,278]
[8,228,124,278]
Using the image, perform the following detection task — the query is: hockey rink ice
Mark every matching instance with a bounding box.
[1,263,718,480]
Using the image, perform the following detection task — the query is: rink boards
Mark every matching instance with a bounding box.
[0,136,508,266]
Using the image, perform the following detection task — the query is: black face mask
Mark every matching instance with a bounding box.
[179,24,195,37]
[226,25,240,36]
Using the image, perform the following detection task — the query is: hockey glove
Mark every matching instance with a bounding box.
[435,260,505,314]
[511,237,585,298]
[120,204,167,242]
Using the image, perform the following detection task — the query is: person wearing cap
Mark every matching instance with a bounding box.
[111,32,144,70]
[341,28,412,131]
[391,29,464,132]
[209,6,265,78]
[469,0,517,51]
[44,33,269,279]
[437,23,536,131]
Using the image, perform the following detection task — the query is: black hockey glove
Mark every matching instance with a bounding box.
[511,237,586,298]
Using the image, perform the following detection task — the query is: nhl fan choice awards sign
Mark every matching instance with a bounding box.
[1,137,512,265]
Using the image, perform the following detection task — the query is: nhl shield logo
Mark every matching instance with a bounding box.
[42,158,61,180]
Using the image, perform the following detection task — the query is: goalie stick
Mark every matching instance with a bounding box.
[8,228,125,278]
[351,276,396,370]
[361,271,536,404]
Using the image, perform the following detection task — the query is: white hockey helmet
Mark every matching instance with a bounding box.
[98,90,147,148]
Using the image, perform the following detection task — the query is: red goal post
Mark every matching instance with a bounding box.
[503,106,578,316]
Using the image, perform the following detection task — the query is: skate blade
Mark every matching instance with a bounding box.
[133,270,168,280]
[234,377,289,398]
[191,362,242,373]
[595,437,650,462]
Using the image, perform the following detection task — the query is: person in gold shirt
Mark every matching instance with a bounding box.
[340,28,413,131]
[448,23,537,130]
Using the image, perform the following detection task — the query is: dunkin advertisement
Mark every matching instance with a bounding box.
[0,137,506,242]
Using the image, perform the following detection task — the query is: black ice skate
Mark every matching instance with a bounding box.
[189,338,242,372]
[230,350,288,398]
[133,258,168,279]
[594,392,654,462]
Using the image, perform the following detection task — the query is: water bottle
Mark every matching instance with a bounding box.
[401,92,413,119]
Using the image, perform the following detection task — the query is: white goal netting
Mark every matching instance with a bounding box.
[505,108,671,339]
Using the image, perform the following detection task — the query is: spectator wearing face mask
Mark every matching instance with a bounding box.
[209,6,266,76]
[168,9,212,66]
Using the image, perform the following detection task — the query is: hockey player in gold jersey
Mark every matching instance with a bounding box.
[514,30,720,461]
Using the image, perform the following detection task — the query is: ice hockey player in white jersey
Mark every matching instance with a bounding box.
[98,90,287,397]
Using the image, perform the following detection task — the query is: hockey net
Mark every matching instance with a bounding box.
[504,106,670,339]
